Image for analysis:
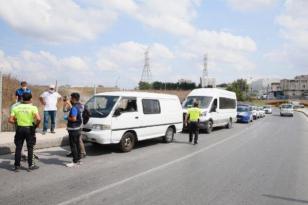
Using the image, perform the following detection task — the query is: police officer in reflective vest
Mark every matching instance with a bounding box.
[185,102,202,145]
[9,93,41,171]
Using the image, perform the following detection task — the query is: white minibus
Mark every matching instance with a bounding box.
[82,92,183,152]
[182,88,237,133]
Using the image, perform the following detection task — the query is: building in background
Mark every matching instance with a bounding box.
[249,78,280,98]
[278,75,308,99]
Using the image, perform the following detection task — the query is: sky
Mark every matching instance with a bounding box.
[0,0,307,88]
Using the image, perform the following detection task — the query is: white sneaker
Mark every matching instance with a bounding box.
[66,162,78,168]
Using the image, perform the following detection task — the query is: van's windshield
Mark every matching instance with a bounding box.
[281,104,292,109]
[183,96,213,109]
[85,96,119,118]
[237,106,250,112]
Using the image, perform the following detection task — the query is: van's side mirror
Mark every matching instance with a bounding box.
[113,108,122,117]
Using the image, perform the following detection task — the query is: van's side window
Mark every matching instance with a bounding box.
[142,99,161,114]
[211,99,217,112]
[117,97,137,113]
[219,97,236,109]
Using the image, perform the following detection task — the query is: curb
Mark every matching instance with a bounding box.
[295,110,308,118]
[0,135,69,155]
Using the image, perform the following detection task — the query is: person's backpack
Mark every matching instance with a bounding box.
[82,106,91,125]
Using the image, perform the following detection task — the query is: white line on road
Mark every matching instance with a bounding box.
[57,124,257,205]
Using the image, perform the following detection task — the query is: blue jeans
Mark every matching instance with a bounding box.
[43,111,56,132]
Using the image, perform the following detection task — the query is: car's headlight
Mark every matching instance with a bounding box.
[92,124,111,130]
[201,111,207,117]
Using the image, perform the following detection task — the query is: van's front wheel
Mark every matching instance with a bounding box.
[163,127,174,143]
[119,132,135,152]
[226,118,233,129]
[205,120,213,134]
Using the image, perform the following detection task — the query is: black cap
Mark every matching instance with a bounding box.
[71,92,80,101]
[22,93,32,101]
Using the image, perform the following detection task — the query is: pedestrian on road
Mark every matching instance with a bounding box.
[65,92,84,168]
[185,102,202,145]
[9,93,41,172]
[63,95,87,159]
[39,85,62,134]
[15,81,32,102]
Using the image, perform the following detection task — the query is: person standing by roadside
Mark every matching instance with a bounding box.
[9,93,41,172]
[185,102,202,145]
[14,80,32,160]
[15,81,31,102]
[65,93,84,168]
[39,85,61,135]
[63,95,87,159]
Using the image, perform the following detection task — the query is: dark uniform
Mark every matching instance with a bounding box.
[10,103,39,169]
[67,103,83,164]
[187,107,202,144]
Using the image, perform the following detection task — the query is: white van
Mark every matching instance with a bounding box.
[82,92,183,152]
[182,88,237,133]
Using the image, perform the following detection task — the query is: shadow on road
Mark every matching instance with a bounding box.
[263,194,308,204]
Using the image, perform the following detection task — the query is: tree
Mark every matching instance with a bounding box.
[139,81,152,90]
[227,79,249,101]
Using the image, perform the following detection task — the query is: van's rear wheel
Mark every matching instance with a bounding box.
[226,118,232,129]
[205,120,213,134]
[163,127,174,143]
[119,132,135,152]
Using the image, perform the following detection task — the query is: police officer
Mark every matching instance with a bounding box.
[9,93,41,172]
[185,102,202,145]
[65,93,83,168]
[15,81,32,102]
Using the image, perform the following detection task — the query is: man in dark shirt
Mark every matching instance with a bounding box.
[15,81,32,102]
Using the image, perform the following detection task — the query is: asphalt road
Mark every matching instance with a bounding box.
[1,109,308,205]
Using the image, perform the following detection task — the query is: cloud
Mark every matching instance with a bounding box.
[0,49,91,84]
[266,0,308,75]
[0,0,117,43]
[276,0,308,47]
[226,0,278,11]
[0,42,175,87]
[96,41,175,84]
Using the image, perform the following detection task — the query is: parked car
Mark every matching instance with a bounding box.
[182,88,237,133]
[81,92,183,152]
[258,106,266,118]
[251,106,260,120]
[263,105,272,114]
[237,105,253,123]
[280,104,294,117]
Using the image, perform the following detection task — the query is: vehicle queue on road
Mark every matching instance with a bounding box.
[81,88,274,153]
[9,86,294,171]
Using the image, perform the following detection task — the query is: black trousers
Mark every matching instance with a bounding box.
[189,121,199,143]
[68,130,81,163]
[14,127,36,167]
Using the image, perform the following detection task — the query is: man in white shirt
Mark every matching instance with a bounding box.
[40,85,62,134]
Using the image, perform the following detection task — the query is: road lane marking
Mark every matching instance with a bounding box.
[57,124,256,205]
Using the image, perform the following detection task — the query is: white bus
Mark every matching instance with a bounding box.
[182,88,237,133]
[82,92,183,152]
